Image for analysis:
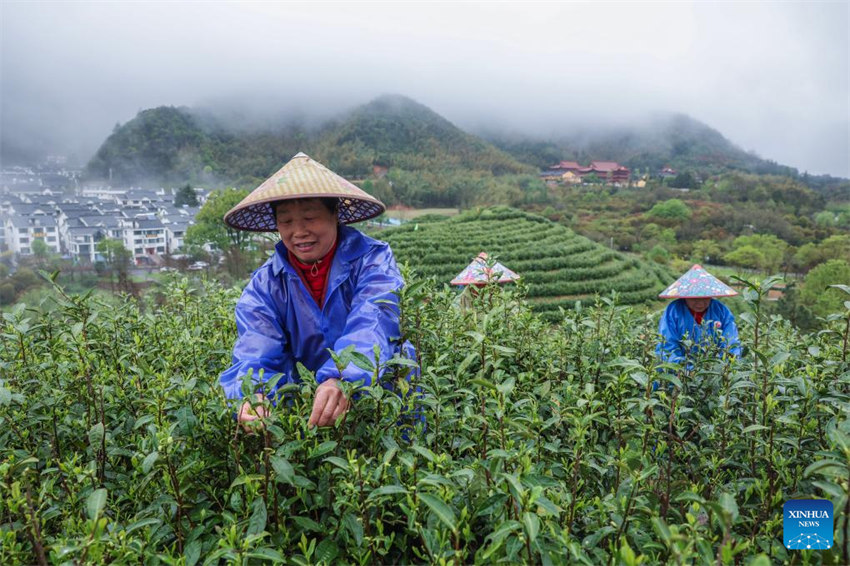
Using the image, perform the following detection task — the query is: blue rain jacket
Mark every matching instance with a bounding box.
[655,298,741,369]
[220,225,416,400]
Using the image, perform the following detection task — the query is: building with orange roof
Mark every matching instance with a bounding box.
[545,160,630,185]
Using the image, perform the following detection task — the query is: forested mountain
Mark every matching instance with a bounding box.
[85,106,310,188]
[85,95,843,206]
[85,95,530,189]
[482,112,800,178]
[314,95,532,176]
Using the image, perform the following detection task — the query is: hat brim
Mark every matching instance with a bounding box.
[657,264,739,299]
[224,193,385,232]
[222,152,387,232]
[658,292,738,299]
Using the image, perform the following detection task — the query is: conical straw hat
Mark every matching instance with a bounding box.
[658,264,738,299]
[451,252,520,286]
[223,152,386,231]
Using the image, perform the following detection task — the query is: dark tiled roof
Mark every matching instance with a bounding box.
[166,220,192,231]
[80,215,121,228]
[8,215,57,228]
[10,203,53,215]
[7,217,31,228]
[136,218,165,229]
[68,226,101,237]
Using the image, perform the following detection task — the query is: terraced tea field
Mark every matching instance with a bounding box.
[378,207,673,319]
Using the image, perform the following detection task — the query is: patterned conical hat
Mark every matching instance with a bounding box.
[658,264,738,299]
[223,152,386,231]
[451,253,520,286]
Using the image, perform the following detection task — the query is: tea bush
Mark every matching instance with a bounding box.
[377,207,675,320]
[1,272,848,565]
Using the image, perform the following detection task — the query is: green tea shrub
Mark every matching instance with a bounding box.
[0,272,847,564]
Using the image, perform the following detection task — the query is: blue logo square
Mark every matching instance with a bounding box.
[784,499,833,550]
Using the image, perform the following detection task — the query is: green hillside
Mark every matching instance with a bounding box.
[312,95,531,177]
[85,106,307,187]
[84,95,532,197]
[84,95,832,208]
[308,96,538,207]
[86,106,209,185]
[485,113,799,178]
[377,207,673,320]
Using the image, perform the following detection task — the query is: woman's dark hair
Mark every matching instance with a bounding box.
[272,197,339,216]
[318,197,340,214]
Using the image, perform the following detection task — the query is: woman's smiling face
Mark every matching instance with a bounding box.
[275,198,338,263]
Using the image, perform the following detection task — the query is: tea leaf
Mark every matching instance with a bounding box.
[419,493,457,532]
[124,518,161,535]
[342,513,363,545]
[367,485,407,499]
[271,456,295,485]
[88,422,104,449]
[247,498,267,536]
[804,459,846,478]
[718,492,739,521]
[247,548,285,561]
[184,540,202,566]
[412,444,436,462]
[522,512,540,544]
[87,488,107,520]
[323,456,350,471]
[292,515,322,532]
[315,539,339,564]
[141,451,159,474]
[310,441,337,458]
[486,519,521,545]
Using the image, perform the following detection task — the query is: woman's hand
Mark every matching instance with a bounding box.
[309,378,349,428]
[237,393,269,432]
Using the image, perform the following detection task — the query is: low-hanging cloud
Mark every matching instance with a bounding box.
[1,1,847,177]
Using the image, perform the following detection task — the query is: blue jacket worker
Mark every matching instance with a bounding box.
[656,264,742,371]
[219,152,416,430]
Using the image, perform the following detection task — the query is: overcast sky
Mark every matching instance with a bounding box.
[2,1,848,177]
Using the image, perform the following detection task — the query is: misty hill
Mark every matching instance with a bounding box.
[483,113,799,178]
[85,95,835,207]
[85,106,307,187]
[85,95,532,191]
[315,95,532,176]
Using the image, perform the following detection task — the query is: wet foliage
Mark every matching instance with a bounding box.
[1,272,848,564]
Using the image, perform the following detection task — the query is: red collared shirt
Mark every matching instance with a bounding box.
[287,239,338,308]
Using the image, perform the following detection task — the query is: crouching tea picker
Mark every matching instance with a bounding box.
[656,264,741,372]
[451,252,520,311]
[219,153,417,430]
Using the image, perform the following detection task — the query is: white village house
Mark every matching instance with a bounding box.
[3,214,61,256]
[1,178,204,264]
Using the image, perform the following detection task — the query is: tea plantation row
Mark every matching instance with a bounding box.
[376,207,674,320]
[0,273,848,564]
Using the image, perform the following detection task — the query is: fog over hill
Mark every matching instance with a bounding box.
[84,95,805,190]
[2,3,847,176]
